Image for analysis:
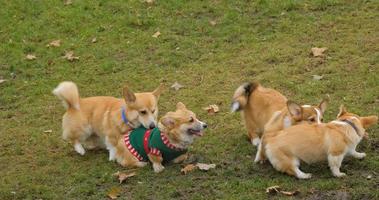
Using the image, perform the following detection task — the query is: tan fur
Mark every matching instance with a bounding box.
[231,82,327,146]
[260,105,377,179]
[114,102,207,173]
[53,81,164,160]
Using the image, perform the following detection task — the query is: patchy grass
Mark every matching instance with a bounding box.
[1,0,378,199]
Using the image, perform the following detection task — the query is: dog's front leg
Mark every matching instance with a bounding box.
[172,153,188,164]
[148,154,165,173]
[349,148,366,159]
[328,154,346,178]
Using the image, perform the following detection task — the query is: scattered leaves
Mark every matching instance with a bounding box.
[46,40,61,47]
[203,104,219,115]
[152,31,161,38]
[171,82,184,91]
[181,164,196,175]
[311,47,328,57]
[43,130,53,133]
[266,185,300,196]
[196,163,216,171]
[64,0,72,5]
[63,51,79,62]
[312,74,323,80]
[107,186,121,199]
[26,54,36,60]
[209,20,217,26]
[113,171,136,184]
[0,79,7,84]
[91,37,97,43]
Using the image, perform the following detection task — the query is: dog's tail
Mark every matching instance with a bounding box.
[53,81,80,110]
[231,81,259,112]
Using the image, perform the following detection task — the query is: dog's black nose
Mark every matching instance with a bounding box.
[149,123,156,129]
[203,123,208,129]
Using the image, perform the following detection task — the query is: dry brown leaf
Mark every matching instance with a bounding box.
[146,0,155,4]
[107,186,121,199]
[46,40,61,47]
[266,185,299,196]
[312,74,323,80]
[26,54,36,60]
[64,0,72,5]
[196,163,216,171]
[311,47,328,57]
[203,104,219,115]
[63,51,79,61]
[280,190,300,196]
[0,79,7,84]
[209,20,217,26]
[171,82,184,91]
[91,37,97,43]
[113,171,136,184]
[181,164,197,175]
[152,31,161,38]
[43,130,53,133]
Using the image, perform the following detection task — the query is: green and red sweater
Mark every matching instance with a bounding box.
[124,127,187,163]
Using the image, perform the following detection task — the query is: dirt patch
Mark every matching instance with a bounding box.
[305,190,350,200]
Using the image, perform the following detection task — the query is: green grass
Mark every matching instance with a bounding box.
[1,0,378,199]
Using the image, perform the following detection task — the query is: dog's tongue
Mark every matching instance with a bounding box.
[190,129,203,136]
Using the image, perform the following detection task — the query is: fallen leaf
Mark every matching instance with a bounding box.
[203,104,219,115]
[113,171,136,184]
[171,82,184,91]
[0,79,6,84]
[63,51,79,62]
[26,54,36,60]
[266,185,300,196]
[107,186,121,199]
[209,20,217,26]
[64,0,72,5]
[181,164,197,175]
[46,40,61,47]
[367,175,372,180]
[196,163,216,171]
[311,47,328,57]
[152,31,161,38]
[91,37,97,43]
[312,74,323,80]
[146,0,155,4]
[43,130,53,133]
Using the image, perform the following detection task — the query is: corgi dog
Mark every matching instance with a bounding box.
[53,81,164,161]
[231,81,327,146]
[114,102,207,173]
[258,105,377,179]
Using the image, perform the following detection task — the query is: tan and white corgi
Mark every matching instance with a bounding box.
[231,81,327,146]
[114,102,207,173]
[53,81,164,161]
[259,105,377,179]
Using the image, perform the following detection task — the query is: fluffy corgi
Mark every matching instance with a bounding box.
[231,82,327,146]
[53,81,164,161]
[259,105,377,179]
[114,102,207,173]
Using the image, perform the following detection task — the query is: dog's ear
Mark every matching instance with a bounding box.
[123,85,136,104]
[360,115,378,129]
[318,99,328,114]
[152,83,164,98]
[176,102,186,110]
[161,117,176,129]
[337,105,347,118]
[287,101,302,120]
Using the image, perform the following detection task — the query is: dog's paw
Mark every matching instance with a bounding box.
[136,161,148,168]
[334,172,346,178]
[153,163,165,173]
[354,152,366,159]
[297,173,312,179]
[74,143,85,155]
[251,138,261,146]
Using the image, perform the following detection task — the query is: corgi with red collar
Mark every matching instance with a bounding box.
[231,81,327,146]
[53,81,164,161]
[114,102,207,173]
[259,105,377,179]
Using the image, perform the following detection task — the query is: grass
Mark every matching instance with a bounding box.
[0,0,378,199]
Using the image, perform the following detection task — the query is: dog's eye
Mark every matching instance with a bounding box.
[189,117,194,123]
[140,110,147,115]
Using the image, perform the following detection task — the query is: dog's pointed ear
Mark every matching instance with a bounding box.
[337,105,347,118]
[287,101,302,120]
[360,115,378,129]
[152,83,164,98]
[161,116,175,129]
[123,85,136,104]
[318,99,328,114]
[176,102,186,110]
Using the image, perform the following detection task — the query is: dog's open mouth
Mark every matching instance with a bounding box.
[188,129,204,136]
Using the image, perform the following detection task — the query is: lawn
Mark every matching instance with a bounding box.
[0,0,378,199]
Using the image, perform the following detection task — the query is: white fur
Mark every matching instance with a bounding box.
[105,137,116,161]
[231,102,240,112]
[302,105,311,108]
[74,143,85,155]
[328,154,346,177]
[314,107,322,124]
[283,116,292,128]
[254,142,263,163]
[153,163,165,173]
[251,138,261,146]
